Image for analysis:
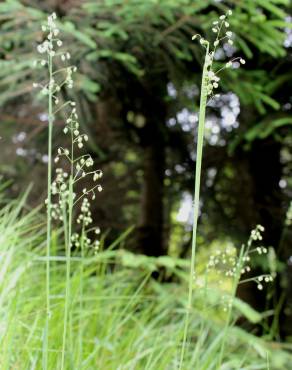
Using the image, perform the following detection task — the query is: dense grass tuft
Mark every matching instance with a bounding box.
[0,199,291,369]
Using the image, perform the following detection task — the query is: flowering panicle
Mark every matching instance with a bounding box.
[49,102,103,253]
[36,13,103,255]
[192,9,246,98]
[207,225,274,296]
[33,13,77,104]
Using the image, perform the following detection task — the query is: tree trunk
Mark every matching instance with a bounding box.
[137,120,166,256]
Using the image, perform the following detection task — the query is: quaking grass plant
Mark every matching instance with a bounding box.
[179,9,248,369]
[207,225,274,368]
[33,13,102,369]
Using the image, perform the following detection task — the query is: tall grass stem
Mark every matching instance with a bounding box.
[179,43,209,369]
[43,51,53,370]
[61,130,74,369]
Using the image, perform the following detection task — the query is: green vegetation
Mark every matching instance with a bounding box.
[1,199,292,369]
[0,1,292,369]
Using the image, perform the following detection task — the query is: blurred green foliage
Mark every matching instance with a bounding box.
[0,0,291,337]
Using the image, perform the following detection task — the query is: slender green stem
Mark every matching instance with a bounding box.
[179,43,209,369]
[78,224,85,368]
[61,129,74,369]
[43,51,53,370]
[217,245,244,368]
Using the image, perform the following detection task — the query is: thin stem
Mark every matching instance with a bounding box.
[73,184,100,206]
[78,224,85,368]
[52,65,76,75]
[179,43,209,369]
[217,245,245,368]
[43,50,53,370]
[74,170,100,184]
[215,57,242,75]
[53,100,72,115]
[61,128,74,369]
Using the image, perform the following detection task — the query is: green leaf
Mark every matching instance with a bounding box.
[257,93,280,110]
[256,0,287,18]
[233,297,263,323]
[157,256,176,268]
[79,77,101,94]
[0,0,22,12]
[245,117,292,141]
[61,22,96,49]
[236,37,253,58]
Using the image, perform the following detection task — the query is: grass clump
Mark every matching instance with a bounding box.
[0,201,292,369]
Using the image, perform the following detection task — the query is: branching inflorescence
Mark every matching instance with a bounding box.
[207,225,274,312]
[34,12,103,368]
[192,10,245,100]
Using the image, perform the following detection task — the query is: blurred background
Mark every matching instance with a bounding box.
[0,0,291,339]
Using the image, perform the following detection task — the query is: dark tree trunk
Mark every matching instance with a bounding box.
[137,119,166,256]
[125,75,169,257]
[249,138,284,248]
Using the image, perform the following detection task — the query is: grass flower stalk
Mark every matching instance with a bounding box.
[179,9,244,368]
[34,13,103,367]
[216,225,270,367]
[41,15,56,370]
[60,128,74,369]
[179,41,209,369]
[44,52,53,370]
